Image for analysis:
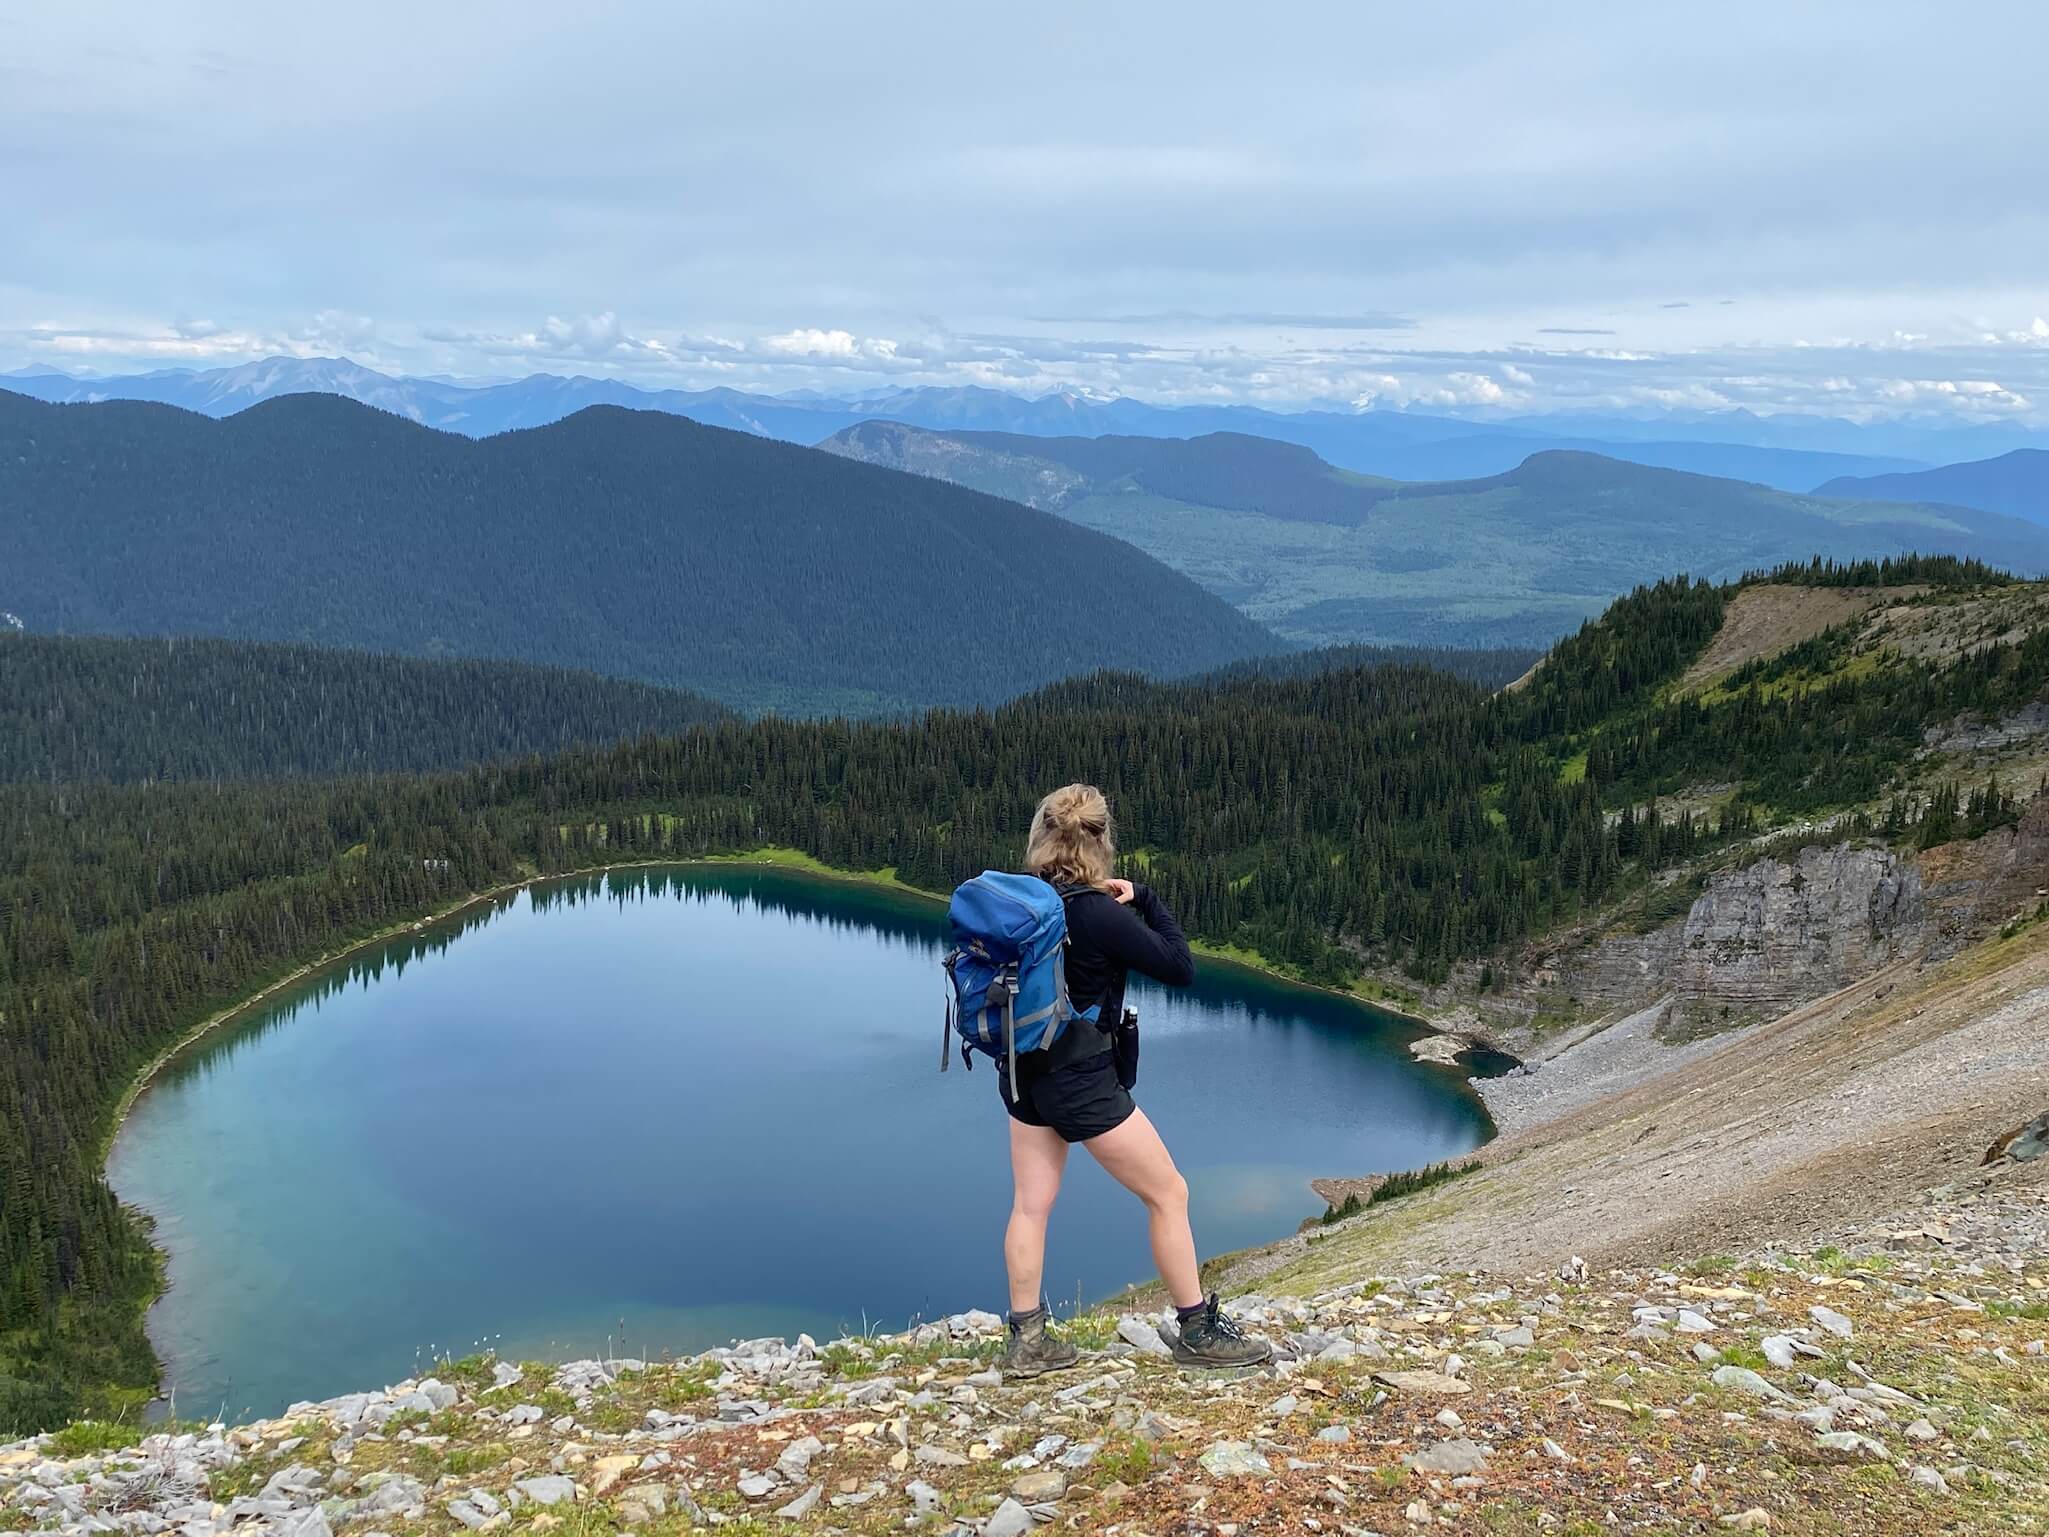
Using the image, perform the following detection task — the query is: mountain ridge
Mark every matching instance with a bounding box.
[1818,447,2049,527]
[822,422,2049,648]
[15,355,2020,490]
[0,389,1275,715]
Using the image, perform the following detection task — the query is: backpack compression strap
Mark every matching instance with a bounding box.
[940,951,956,1073]
[986,963,1020,1101]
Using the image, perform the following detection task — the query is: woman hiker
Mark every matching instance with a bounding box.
[999,783,1273,1376]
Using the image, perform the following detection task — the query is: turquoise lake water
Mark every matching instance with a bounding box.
[106,866,1494,1420]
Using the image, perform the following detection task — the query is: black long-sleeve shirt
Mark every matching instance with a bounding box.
[1062,882,1195,1031]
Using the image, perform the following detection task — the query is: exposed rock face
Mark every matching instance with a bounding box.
[1664,844,1927,1035]
[1539,922,1685,1015]
[1918,796,2049,959]
[1497,841,1930,1045]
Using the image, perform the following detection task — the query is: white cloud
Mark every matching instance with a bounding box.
[16,307,2049,432]
[758,328,903,364]
[1877,376,2031,413]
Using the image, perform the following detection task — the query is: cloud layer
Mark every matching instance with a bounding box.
[4,3,2046,421]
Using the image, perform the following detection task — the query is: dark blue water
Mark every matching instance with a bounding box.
[107,866,1492,1421]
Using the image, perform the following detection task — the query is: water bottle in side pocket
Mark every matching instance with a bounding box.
[1113,1007,1140,1090]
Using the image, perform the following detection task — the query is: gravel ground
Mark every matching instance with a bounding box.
[1220,925,2049,1295]
[1476,994,1739,1135]
[6,1214,2042,1537]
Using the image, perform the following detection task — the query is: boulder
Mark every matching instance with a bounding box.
[1197,1441,1272,1477]
[615,1485,667,1523]
[774,1484,821,1520]
[1809,1305,1855,1339]
[1010,1470,1066,1502]
[513,1476,575,1507]
[417,1379,458,1412]
[1404,1439,1490,1476]
[774,1437,823,1483]
[1815,1430,1890,1461]
[1711,1366,1791,1402]
[1116,1317,1172,1358]
[1984,1111,2049,1164]
[589,1455,639,1496]
[1373,1369,1471,1396]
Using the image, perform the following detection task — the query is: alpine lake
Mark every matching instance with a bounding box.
[107,866,1501,1420]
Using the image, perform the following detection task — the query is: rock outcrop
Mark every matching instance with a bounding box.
[1663,843,1926,1034]
[1502,842,1929,1044]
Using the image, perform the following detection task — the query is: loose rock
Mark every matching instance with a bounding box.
[1198,1441,1273,1477]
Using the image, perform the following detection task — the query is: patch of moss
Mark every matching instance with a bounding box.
[46,1420,145,1457]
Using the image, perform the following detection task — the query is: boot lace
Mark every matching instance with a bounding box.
[1199,1295,1248,1341]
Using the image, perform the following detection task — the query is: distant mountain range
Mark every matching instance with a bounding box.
[20,355,2049,490]
[823,422,2049,648]
[1818,448,2049,528]
[0,389,1273,715]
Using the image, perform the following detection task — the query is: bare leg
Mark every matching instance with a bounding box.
[1083,1108,1202,1309]
[1006,1119,1070,1312]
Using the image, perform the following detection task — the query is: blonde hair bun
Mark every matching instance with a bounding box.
[1025,783,1115,889]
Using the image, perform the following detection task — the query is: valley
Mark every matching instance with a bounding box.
[824,424,2049,649]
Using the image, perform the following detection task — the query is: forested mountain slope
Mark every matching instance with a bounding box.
[0,391,1274,715]
[0,635,732,782]
[1193,641,1541,690]
[825,423,2049,648]
[1819,446,2049,527]
[5,555,2046,1429]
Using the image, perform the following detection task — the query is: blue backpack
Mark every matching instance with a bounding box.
[942,871,1099,1098]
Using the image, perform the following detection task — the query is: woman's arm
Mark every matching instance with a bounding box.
[1090,884,1195,987]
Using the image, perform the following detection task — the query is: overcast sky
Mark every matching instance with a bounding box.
[6,2,2047,420]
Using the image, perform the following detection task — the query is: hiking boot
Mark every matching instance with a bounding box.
[1003,1306,1081,1378]
[1171,1293,1273,1369]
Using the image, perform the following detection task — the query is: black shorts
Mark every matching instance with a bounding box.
[1000,1048,1136,1143]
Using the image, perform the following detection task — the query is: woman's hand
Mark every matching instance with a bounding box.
[1103,878,1137,904]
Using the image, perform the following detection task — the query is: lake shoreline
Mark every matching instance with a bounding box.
[110,851,1472,1160]
[104,848,1492,1408]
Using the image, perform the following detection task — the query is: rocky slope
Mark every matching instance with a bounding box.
[1417,779,2049,1058]
[5,1177,2043,1537]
